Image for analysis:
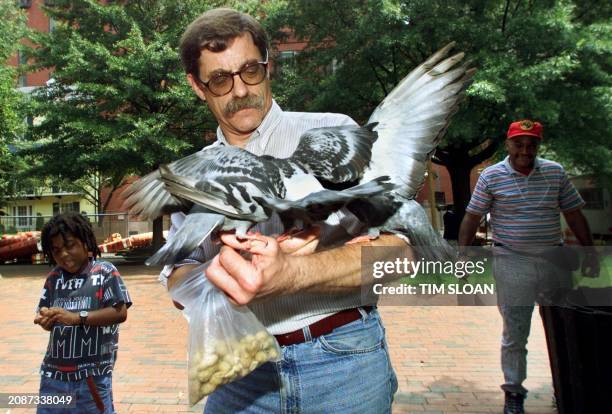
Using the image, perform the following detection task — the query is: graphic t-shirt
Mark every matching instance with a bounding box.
[37,260,132,381]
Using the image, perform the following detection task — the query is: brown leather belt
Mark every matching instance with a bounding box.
[274,306,373,347]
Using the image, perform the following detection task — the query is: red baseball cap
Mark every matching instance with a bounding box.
[507,120,543,139]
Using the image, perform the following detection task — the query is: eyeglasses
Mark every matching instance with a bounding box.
[196,51,269,97]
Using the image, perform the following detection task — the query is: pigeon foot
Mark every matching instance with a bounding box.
[276,227,305,243]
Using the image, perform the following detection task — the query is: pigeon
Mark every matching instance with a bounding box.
[122,42,473,266]
[258,42,474,260]
[123,123,393,265]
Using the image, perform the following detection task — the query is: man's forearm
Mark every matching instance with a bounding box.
[458,213,482,248]
[287,234,410,294]
[564,209,595,247]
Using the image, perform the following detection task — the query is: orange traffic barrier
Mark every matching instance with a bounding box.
[97,231,169,254]
[0,237,39,261]
[98,237,132,253]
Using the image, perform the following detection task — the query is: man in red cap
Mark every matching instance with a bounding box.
[458,119,599,414]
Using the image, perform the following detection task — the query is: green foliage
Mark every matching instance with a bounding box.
[21,0,221,211]
[0,0,28,203]
[264,0,611,194]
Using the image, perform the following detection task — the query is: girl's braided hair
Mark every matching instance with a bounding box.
[41,212,100,265]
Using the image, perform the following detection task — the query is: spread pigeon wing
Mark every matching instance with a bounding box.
[362,42,476,198]
[158,165,246,219]
[122,146,289,220]
[121,166,187,221]
[289,123,378,183]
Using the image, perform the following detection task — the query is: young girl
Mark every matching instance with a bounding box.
[34,212,132,414]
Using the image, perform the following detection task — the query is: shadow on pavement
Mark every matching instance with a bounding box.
[393,375,555,413]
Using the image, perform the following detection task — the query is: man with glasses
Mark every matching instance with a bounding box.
[161,7,404,413]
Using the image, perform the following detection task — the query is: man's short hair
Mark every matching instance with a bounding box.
[179,8,269,78]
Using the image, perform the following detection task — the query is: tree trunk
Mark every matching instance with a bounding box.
[97,185,104,227]
[433,139,499,240]
[441,163,472,240]
[152,216,164,251]
[448,164,473,220]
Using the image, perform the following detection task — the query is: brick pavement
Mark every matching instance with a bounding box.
[0,263,554,414]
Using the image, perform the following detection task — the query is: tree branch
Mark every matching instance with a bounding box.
[512,0,522,17]
[501,0,511,33]
[367,60,388,96]
[348,85,378,109]
[396,45,419,66]
[468,138,500,166]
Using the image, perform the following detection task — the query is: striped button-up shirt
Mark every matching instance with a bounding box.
[161,100,372,335]
[466,156,584,247]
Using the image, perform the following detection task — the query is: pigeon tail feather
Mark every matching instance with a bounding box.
[383,199,456,263]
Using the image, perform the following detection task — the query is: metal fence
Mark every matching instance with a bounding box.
[0,213,154,245]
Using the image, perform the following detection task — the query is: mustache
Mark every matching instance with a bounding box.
[224,95,264,116]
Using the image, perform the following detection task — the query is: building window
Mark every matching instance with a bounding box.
[17,50,27,87]
[279,50,298,61]
[16,205,33,227]
[49,17,56,32]
[18,0,32,9]
[61,201,80,213]
[53,201,80,214]
[273,50,299,78]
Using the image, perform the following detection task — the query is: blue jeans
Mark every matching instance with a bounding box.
[205,308,398,413]
[494,252,571,396]
[37,374,114,414]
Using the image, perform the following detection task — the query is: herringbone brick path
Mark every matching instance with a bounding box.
[0,263,554,413]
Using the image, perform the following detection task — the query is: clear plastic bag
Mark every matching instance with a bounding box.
[170,263,281,405]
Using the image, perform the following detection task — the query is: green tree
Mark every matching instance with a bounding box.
[0,0,27,204]
[264,0,611,236]
[21,0,223,221]
[20,0,235,245]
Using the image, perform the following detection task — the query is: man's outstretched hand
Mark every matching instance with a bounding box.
[206,227,320,305]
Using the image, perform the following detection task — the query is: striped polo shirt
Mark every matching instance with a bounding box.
[161,100,375,335]
[466,156,584,247]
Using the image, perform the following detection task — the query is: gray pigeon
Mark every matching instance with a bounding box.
[258,42,474,261]
[122,42,473,266]
[123,122,393,265]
